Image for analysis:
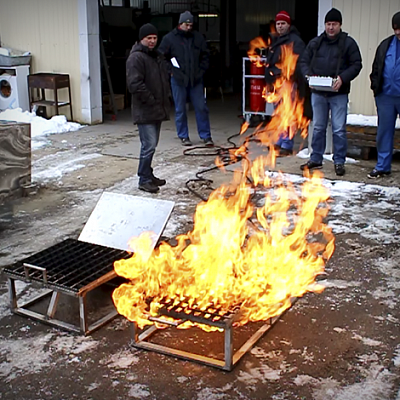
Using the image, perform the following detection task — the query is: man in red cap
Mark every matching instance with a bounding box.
[265,10,309,156]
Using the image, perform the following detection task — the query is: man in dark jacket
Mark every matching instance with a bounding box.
[126,23,171,193]
[158,11,213,147]
[368,11,400,179]
[264,10,307,156]
[299,8,362,176]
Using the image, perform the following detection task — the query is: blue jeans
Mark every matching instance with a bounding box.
[375,93,400,172]
[310,93,348,165]
[137,122,161,185]
[171,77,211,140]
[276,132,294,150]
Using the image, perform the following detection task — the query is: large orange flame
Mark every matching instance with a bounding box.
[112,40,335,331]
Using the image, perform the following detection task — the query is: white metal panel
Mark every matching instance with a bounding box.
[0,0,82,121]
[78,192,175,252]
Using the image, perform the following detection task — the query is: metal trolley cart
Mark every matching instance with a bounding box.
[242,57,274,123]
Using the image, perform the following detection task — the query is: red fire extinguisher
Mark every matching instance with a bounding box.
[249,63,266,112]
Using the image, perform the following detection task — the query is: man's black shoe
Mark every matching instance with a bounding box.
[367,168,391,179]
[203,138,214,147]
[300,160,323,171]
[152,176,166,186]
[334,164,345,176]
[278,148,293,157]
[138,182,160,193]
[181,138,192,146]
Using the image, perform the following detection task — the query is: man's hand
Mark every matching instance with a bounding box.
[332,76,343,91]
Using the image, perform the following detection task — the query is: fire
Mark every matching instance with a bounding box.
[247,37,268,67]
[112,40,335,331]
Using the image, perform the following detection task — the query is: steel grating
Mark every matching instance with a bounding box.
[130,297,295,371]
[4,239,132,335]
[3,239,130,294]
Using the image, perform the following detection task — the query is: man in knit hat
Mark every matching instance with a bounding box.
[264,10,308,157]
[368,11,400,179]
[158,11,213,147]
[299,8,362,177]
[126,23,171,193]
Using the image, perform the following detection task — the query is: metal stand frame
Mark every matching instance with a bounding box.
[130,314,281,371]
[242,57,273,123]
[6,269,118,335]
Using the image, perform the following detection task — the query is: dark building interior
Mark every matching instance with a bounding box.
[99,0,319,111]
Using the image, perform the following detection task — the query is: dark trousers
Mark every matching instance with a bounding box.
[171,77,211,140]
[137,122,161,185]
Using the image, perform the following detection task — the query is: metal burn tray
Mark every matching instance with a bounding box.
[3,239,131,335]
[130,296,295,371]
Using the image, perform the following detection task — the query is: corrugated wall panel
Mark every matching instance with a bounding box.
[333,0,400,115]
[0,0,82,121]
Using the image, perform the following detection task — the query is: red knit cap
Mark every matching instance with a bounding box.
[276,10,291,24]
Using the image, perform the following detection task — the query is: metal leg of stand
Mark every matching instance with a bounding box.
[79,295,88,334]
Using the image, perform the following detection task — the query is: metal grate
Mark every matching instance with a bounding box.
[3,239,130,293]
[157,297,240,328]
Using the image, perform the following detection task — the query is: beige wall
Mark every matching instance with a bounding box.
[333,0,400,115]
[0,0,82,121]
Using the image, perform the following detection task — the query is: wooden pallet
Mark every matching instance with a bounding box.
[346,124,400,160]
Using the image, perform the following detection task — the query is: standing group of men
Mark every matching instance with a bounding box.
[266,7,400,179]
[126,11,211,193]
[127,8,400,193]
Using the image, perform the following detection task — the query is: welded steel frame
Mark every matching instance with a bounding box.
[6,268,119,336]
[129,313,281,371]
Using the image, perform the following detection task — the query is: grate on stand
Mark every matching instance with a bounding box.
[4,239,130,335]
[130,296,294,371]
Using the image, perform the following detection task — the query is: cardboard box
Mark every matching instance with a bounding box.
[308,76,337,92]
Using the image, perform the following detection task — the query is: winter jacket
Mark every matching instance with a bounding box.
[265,26,312,119]
[299,31,362,95]
[370,35,398,97]
[264,26,305,84]
[126,42,171,124]
[158,27,210,87]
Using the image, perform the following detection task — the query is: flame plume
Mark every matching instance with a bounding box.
[112,40,335,331]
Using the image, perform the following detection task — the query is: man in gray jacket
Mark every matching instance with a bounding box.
[126,23,171,193]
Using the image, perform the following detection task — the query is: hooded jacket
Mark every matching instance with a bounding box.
[126,42,171,124]
[299,31,362,95]
[158,27,210,87]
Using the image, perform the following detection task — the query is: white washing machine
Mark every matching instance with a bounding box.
[0,65,30,112]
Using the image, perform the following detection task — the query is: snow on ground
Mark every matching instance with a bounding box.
[0,107,83,149]
[347,114,400,128]
[296,148,359,163]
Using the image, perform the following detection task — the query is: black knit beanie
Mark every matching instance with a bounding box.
[179,11,194,24]
[139,23,158,41]
[325,8,342,24]
[392,11,400,29]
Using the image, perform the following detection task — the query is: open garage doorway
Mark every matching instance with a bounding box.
[97,0,319,122]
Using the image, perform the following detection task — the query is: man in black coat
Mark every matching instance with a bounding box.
[264,10,307,156]
[158,11,213,147]
[368,11,400,179]
[126,23,171,193]
[299,8,362,177]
